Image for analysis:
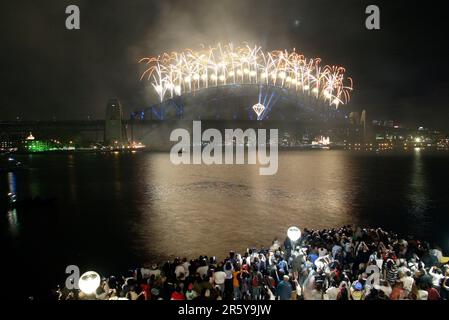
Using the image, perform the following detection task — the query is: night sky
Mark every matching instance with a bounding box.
[1,0,448,129]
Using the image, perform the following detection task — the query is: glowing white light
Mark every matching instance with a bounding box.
[252,103,266,117]
[317,136,330,145]
[287,226,302,242]
[26,132,35,141]
[78,271,101,295]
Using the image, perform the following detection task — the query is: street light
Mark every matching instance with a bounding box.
[78,271,101,295]
[287,226,302,242]
[287,226,302,256]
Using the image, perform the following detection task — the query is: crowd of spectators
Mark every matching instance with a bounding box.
[57,225,449,300]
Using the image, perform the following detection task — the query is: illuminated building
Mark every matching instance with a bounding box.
[104,98,126,146]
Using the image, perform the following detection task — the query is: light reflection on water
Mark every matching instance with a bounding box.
[130,152,379,261]
[7,209,19,236]
[1,150,448,275]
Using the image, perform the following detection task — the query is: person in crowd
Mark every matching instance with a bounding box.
[350,281,365,300]
[174,258,186,281]
[390,281,406,300]
[213,264,227,294]
[251,271,262,300]
[171,286,185,300]
[429,266,444,290]
[440,269,449,300]
[400,270,414,296]
[385,255,399,285]
[232,266,242,300]
[185,283,198,300]
[276,275,293,300]
[196,259,209,279]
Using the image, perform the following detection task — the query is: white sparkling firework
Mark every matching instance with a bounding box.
[139,43,353,107]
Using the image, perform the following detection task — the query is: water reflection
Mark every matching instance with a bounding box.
[112,153,123,201]
[132,151,359,263]
[407,148,431,227]
[7,209,19,236]
[8,172,16,194]
[67,154,78,203]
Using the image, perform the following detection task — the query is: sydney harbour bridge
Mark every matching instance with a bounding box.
[127,84,356,150]
[132,84,348,123]
[128,44,361,149]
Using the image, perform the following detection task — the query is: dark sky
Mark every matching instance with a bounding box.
[1,0,448,129]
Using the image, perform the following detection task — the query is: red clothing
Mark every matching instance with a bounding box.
[140,284,150,300]
[171,291,185,300]
[427,288,441,300]
[390,287,404,300]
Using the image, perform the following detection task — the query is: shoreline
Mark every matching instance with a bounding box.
[4,148,449,158]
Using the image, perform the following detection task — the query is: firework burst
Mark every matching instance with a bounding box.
[139,43,353,107]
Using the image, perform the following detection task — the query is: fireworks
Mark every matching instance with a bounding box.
[139,43,353,107]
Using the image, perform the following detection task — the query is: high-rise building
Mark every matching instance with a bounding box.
[349,112,360,125]
[385,120,394,128]
[104,98,126,145]
[360,110,366,140]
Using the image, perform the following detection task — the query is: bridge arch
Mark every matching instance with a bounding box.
[133,84,349,125]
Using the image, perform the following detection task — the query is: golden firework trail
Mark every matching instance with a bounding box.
[139,43,353,107]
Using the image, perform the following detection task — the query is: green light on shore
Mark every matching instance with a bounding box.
[25,140,76,152]
[26,141,53,152]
